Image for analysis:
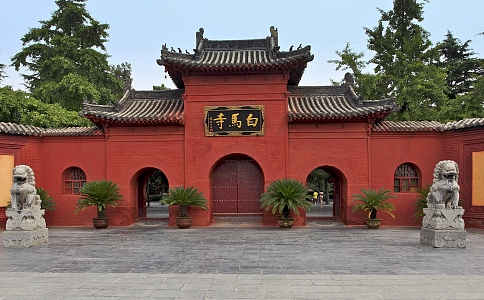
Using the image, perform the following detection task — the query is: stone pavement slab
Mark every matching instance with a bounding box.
[1,221,484,299]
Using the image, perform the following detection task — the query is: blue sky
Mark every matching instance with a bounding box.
[1,0,483,91]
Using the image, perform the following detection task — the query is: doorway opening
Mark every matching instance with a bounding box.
[306,166,344,220]
[137,168,169,219]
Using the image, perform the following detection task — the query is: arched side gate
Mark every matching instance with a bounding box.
[212,155,264,216]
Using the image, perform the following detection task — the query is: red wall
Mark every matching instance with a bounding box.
[181,74,290,225]
[370,133,445,227]
[2,78,484,228]
[452,130,484,228]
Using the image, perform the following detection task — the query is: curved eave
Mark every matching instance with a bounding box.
[158,47,313,88]
[288,110,393,123]
[0,122,104,137]
[84,115,184,127]
[162,57,311,73]
[372,121,444,133]
[0,122,44,136]
[444,118,484,131]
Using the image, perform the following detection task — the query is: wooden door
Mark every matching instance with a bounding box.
[212,156,263,215]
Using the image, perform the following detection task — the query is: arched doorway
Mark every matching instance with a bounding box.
[306,166,345,220]
[136,168,169,219]
[212,155,264,216]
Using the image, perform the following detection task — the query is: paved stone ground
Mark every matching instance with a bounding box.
[1,220,484,299]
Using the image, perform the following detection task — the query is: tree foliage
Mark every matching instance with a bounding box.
[329,0,461,122]
[0,56,5,84]
[0,86,91,127]
[434,31,484,121]
[11,0,124,111]
[364,0,447,121]
[306,168,328,192]
[153,84,170,90]
[111,62,132,91]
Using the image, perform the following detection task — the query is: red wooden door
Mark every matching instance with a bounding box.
[212,156,263,215]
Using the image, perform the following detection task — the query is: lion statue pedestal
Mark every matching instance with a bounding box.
[3,165,48,248]
[420,160,466,248]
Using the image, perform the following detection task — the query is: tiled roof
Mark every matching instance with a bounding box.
[372,121,444,132]
[43,126,104,137]
[0,122,44,136]
[0,122,103,137]
[444,118,484,130]
[287,85,396,122]
[82,89,184,126]
[158,28,314,88]
[371,118,484,133]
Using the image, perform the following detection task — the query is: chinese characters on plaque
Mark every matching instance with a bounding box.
[204,105,264,136]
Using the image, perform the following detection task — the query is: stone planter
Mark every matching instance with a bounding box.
[176,217,192,229]
[278,218,294,228]
[366,218,381,229]
[93,218,109,229]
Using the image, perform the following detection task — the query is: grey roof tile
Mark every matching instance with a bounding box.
[0,122,103,137]
[82,89,184,126]
[0,122,44,136]
[287,86,396,122]
[158,29,313,88]
[372,120,444,132]
[444,118,484,130]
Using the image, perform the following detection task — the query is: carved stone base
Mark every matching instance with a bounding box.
[5,208,46,231]
[420,227,466,248]
[3,228,48,248]
[422,207,465,230]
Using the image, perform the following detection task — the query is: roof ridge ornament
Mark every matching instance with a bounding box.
[194,28,205,56]
[269,26,279,50]
[343,72,355,86]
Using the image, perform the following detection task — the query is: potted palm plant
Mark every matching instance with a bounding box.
[36,187,56,211]
[259,178,313,228]
[412,184,430,220]
[162,186,208,229]
[352,187,396,229]
[74,179,123,229]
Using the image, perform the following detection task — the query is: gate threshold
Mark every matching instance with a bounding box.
[211,216,262,227]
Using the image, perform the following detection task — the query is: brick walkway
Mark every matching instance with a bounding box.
[1,220,483,299]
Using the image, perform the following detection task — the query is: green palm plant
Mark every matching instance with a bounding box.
[259,178,312,218]
[412,184,430,219]
[37,187,56,211]
[75,179,123,218]
[352,187,396,219]
[162,186,208,217]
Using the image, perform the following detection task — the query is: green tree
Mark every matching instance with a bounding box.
[0,57,5,84]
[434,31,484,121]
[364,0,447,121]
[0,86,91,127]
[437,31,484,98]
[153,84,170,90]
[329,0,447,121]
[11,0,124,111]
[111,62,132,92]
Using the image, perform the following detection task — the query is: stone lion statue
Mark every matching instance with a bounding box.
[9,165,41,210]
[426,160,460,209]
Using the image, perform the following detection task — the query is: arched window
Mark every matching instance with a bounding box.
[64,167,87,195]
[394,163,419,193]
